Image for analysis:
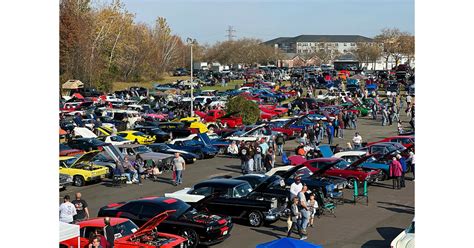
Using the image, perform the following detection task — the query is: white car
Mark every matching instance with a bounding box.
[164,187,206,203]
[390,218,415,248]
[226,124,274,143]
[333,150,367,163]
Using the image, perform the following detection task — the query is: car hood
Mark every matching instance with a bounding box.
[319,145,334,158]
[132,210,175,237]
[140,152,175,161]
[252,175,285,193]
[349,155,374,168]
[72,150,101,166]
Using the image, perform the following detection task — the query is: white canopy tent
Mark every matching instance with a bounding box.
[59,222,80,247]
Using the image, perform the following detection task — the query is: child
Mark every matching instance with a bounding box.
[287,197,303,239]
[307,193,319,227]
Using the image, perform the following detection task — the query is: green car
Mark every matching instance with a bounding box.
[340,102,370,116]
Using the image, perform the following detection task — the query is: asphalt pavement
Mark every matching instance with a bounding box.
[60,112,414,248]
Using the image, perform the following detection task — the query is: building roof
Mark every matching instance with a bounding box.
[265,35,373,44]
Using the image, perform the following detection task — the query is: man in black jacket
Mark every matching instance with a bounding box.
[104,217,115,248]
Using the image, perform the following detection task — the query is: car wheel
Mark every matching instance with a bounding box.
[179,228,199,248]
[248,211,263,227]
[197,151,204,160]
[346,178,358,189]
[73,175,85,187]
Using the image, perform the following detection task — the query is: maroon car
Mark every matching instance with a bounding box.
[303,156,381,188]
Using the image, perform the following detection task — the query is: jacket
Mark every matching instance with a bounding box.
[390,160,403,177]
[399,157,407,173]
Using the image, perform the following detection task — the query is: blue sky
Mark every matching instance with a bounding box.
[105,0,414,45]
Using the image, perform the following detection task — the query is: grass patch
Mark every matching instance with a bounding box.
[111,75,189,92]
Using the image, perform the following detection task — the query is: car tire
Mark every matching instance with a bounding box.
[73,175,85,187]
[248,211,263,227]
[346,178,358,189]
[179,228,199,248]
[197,151,204,160]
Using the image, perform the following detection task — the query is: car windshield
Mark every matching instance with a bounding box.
[333,160,351,169]
[232,183,253,198]
[113,220,139,239]
[135,146,152,153]
[60,157,77,168]
[89,139,104,145]
[111,136,127,142]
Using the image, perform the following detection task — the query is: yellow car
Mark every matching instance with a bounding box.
[179,117,208,133]
[116,130,155,144]
[59,151,109,187]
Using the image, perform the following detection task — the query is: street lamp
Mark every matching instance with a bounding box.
[186,37,197,117]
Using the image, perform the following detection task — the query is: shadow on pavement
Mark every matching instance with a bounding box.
[377,201,414,209]
[378,206,414,214]
[250,227,283,239]
[361,227,404,248]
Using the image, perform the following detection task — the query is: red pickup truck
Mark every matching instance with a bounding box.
[196,110,243,128]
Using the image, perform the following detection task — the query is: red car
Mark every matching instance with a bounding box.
[303,156,381,188]
[195,110,243,128]
[366,136,414,148]
[63,211,186,248]
[259,105,288,116]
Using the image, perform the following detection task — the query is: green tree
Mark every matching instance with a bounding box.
[226,96,260,125]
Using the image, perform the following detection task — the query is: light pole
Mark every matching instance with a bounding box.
[186,37,197,117]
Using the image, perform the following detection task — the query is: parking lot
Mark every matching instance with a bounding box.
[60,114,414,248]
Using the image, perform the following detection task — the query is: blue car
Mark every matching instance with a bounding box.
[167,139,218,159]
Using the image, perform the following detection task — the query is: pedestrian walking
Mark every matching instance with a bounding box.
[59,195,77,224]
[172,152,186,186]
[327,122,334,145]
[72,192,90,223]
[390,157,403,189]
[275,133,285,156]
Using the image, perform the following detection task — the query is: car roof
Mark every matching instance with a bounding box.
[195,179,248,188]
[78,217,130,228]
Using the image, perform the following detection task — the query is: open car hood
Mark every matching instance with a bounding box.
[132,210,176,238]
[71,150,101,166]
[319,145,334,158]
[252,175,285,192]
[348,155,374,168]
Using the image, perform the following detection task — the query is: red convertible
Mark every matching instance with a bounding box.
[303,156,381,188]
[62,210,186,248]
[366,136,414,148]
[259,104,288,116]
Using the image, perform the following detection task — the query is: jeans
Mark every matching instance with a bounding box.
[328,135,333,145]
[248,159,254,173]
[175,170,183,184]
[353,143,361,150]
[400,172,406,187]
[254,155,262,171]
[339,128,344,138]
[287,219,302,238]
[121,173,131,182]
[277,144,284,155]
[300,209,310,231]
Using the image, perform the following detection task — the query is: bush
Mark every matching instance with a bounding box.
[226,96,260,125]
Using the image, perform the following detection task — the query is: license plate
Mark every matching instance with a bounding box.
[223,230,228,235]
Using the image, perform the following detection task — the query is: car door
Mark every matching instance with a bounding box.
[205,186,238,217]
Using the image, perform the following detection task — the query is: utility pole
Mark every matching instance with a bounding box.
[186,38,197,117]
[226,25,236,41]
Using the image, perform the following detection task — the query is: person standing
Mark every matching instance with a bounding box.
[59,195,77,224]
[290,176,303,200]
[371,103,377,120]
[315,123,322,145]
[240,144,250,174]
[333,117,340,139]
[263,149,274,172]
[327,122,334,145]
[104,217,115,248]
[172,152,186,186]
[275,133,285,156]
[398,154,407,187]
[408,151,415,180]
[307,193,319,227]
[254,142,263,172]
[72,192,90,222]
[390,157,403,190]
[297,185,310,240]
[287,197,303,239]
[307,126,316,148]
[352,132,363,149]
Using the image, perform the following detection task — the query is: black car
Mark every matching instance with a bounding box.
[134,126,171,143]
[173,68,190,76]
[156,122,193,139]
[98,197,233,248]
[168,178,287,227]
[148,143,199,164]
[68,138,109,152]
[290,98,323,110]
